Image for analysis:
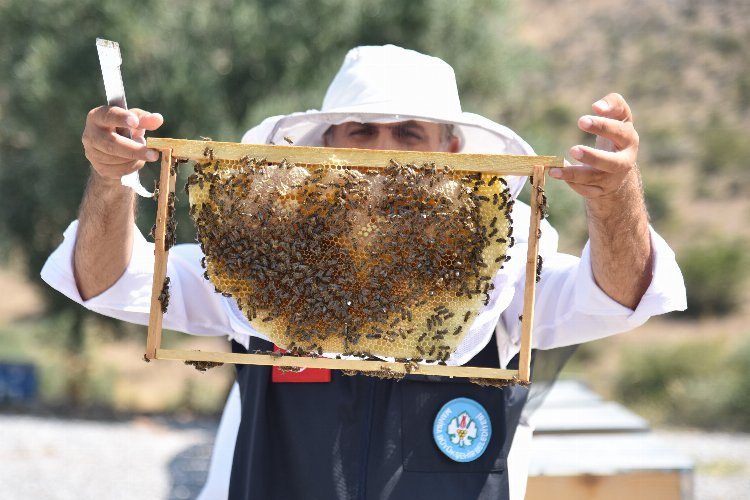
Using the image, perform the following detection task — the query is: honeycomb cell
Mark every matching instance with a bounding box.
[186,155,513,361]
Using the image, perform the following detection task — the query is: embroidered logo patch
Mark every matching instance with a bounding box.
[433,397,492,462]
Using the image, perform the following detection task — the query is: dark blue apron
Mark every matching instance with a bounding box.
[229,337,531,500]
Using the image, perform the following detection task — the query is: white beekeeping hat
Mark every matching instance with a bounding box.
[244,44,538,199]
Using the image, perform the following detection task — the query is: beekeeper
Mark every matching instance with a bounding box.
[42,45,686,500]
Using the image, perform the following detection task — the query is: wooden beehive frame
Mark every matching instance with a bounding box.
[144,138,562,383]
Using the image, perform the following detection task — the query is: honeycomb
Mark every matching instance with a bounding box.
[185,152,514,362]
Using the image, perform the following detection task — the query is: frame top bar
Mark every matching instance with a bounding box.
[146,138,563,175]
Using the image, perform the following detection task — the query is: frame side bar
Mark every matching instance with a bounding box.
[518,165,546,382]
[145,149,174,359]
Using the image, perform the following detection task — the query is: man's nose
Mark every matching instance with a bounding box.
[372,131,404,151]
[373,130,401,150]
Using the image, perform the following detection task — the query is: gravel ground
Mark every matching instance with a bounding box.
[2,413,749,499]
[656,430,750,500]
[0,414,215,500]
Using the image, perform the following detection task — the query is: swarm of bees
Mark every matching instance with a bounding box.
[184,360,225,372]
[343,366,404,380]
[470,376,529,388]
[184,150,515,362]
[157,276,171,314]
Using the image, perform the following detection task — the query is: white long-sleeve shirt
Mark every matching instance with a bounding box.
[40,201,686,368]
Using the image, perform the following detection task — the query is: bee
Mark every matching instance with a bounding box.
[536,255,544,283]
[463,311,471,323]
[283,136,294,145]
[158,276,171,313]
[200,136,213,141]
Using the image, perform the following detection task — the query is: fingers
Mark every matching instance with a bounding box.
[568,145,636,175]
[549,164,629,199]
[577,115,638,151]
[83,106,163,179]
[592,92,633,123]
[89,129,159,162]
[89,105,138,129]
[549,164,608,185]
[84,150,142,178]
[561,93,640,199]
[564,181,604,199]
[88,106,164,132]
[130,108,164,131]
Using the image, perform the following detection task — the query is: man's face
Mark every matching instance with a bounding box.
[324,120,459,153]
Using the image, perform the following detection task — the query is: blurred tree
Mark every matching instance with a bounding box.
[676,238,749,318]
[0,0,532,406]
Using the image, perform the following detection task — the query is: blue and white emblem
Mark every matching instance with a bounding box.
[433,397,492,462]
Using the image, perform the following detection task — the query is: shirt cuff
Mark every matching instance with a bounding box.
[574,225,687,327]
[40,220,155,316]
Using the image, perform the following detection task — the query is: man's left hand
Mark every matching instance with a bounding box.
[548,92,652,309]
[549,92,639,205]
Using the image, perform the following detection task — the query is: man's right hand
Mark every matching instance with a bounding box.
[81,106,164,184]
[75,106,163,300]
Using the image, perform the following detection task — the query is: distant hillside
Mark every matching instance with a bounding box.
[508,0,750,247]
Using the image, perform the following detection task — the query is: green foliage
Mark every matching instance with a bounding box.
[721,340,750,428]
[0,0,527,295]
[642,179,672,230]
[0,0,531,408]
[614,338,750,431]
[615,340,718,410]
[697,116,750,179]
[640,126,688,166]
[676,238,749,317]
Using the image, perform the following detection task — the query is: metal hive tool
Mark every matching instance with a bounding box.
[144,138,563,385]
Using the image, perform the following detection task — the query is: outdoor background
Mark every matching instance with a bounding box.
[1,0,749,498]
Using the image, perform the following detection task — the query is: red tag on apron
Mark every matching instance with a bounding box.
[271,345,331,383]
